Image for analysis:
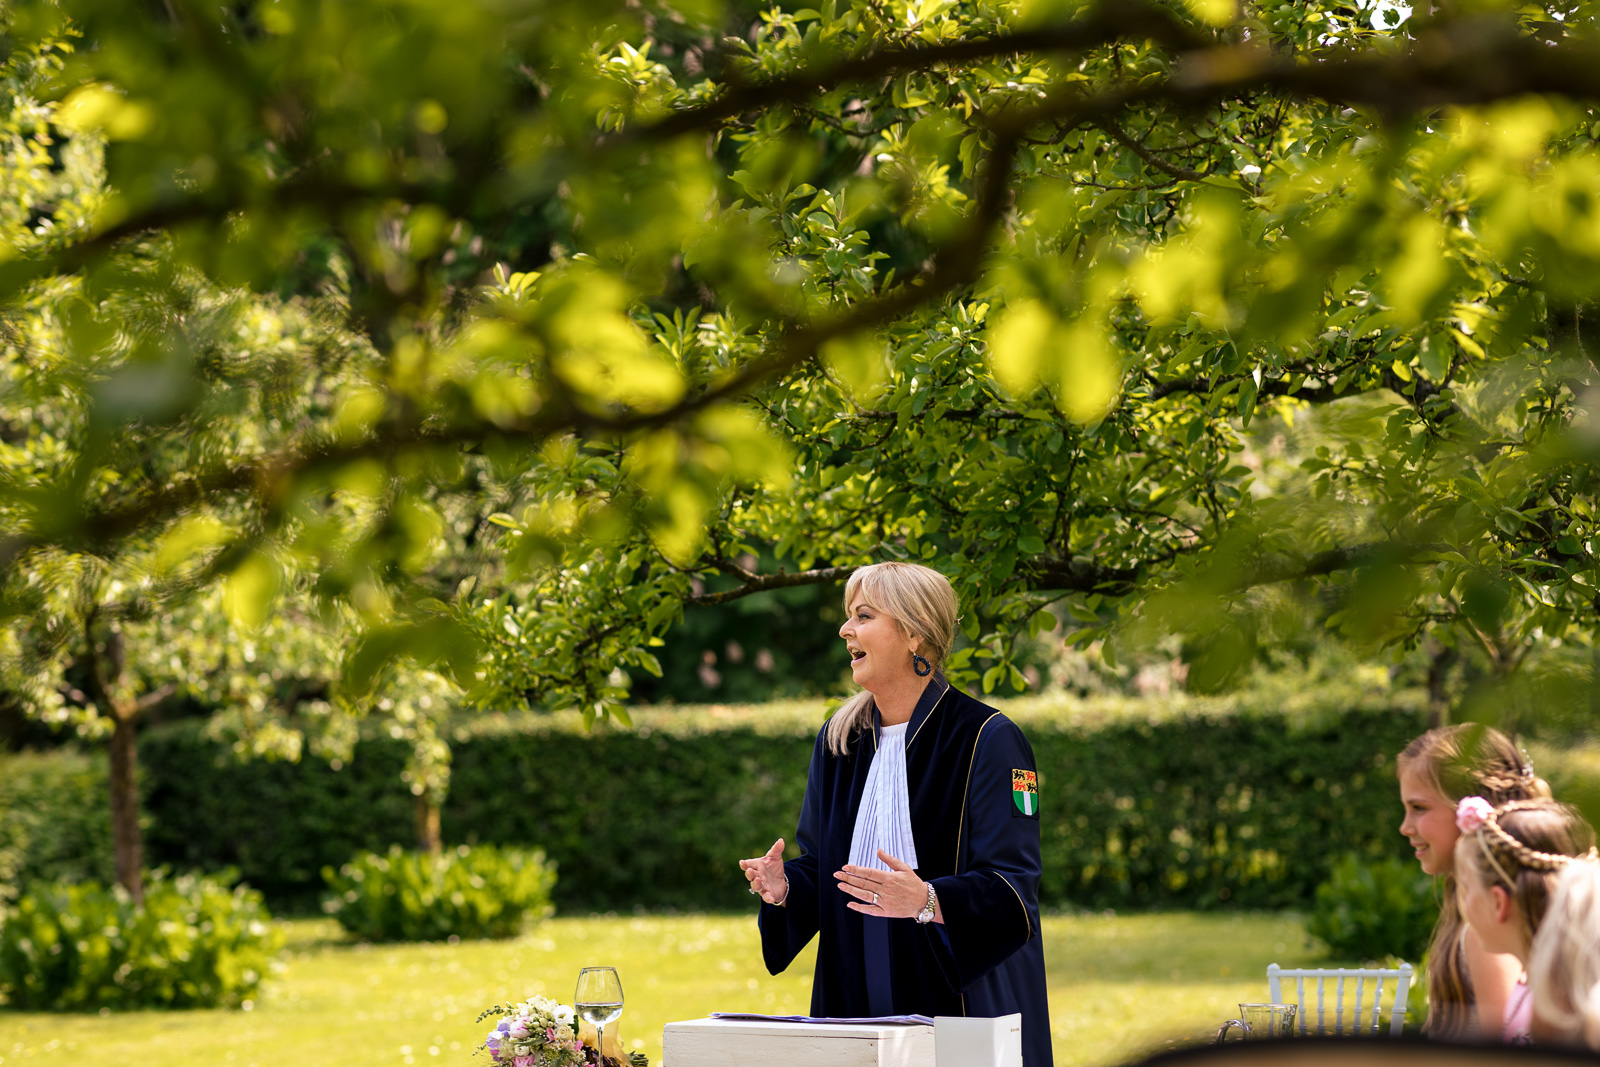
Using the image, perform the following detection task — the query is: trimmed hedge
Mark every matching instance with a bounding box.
[0,749,115,904]
[124,688,1430,913]
[139,728,416,910]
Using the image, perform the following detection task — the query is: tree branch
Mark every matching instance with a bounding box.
[1228,539,1447,590]
[1025,556,1143,596]
[1147,367,1445,406]
[1098,115,1211,183]
[685,564,857,606]
[625,0,1210,144]
[134,683,178,713]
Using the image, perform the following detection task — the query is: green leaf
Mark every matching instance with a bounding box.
[981,664,1005,693]
[222,553,281,631]
[1237,376,1258,427]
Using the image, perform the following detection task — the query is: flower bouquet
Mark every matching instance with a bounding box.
[476,995,647,1067]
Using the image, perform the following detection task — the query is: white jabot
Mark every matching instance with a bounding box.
[848,720,919,872]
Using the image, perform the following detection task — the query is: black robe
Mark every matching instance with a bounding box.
[759,681,1054,1067]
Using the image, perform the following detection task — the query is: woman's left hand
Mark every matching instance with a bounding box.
[835,851,927,918]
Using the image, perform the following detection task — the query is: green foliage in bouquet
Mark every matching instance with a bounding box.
[1308,853,1438,964]
[0,870,282,1010]
[322,844,555,942]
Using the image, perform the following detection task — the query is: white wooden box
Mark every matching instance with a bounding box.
[662,1018,935,1067]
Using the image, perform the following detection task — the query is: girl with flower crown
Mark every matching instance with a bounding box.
[1452,796,1597,1044]
[1397,725,1551,1038]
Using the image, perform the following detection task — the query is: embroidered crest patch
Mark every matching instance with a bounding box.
[1012,769,1038,817]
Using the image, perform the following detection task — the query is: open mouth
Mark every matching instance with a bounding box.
[849,647,866,662]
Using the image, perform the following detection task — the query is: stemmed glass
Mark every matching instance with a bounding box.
[575,966,624,1062]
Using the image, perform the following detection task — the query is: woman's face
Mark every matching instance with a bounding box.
[1399,763,1460,876]
[1457,845,1520,957]
[839,597,916,693]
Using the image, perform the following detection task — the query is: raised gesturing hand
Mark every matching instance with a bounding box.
[739,838,789,905]
[834,850,932,920]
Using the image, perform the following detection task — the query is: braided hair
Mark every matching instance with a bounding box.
[1397,725,1550,1039]
[1456,799,1597,950]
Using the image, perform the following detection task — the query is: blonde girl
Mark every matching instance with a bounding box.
[1527,859,1600,1048]
[1453,797,1596,1043]
[1397,725,1550,1038]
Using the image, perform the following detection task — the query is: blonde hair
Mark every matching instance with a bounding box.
[1455,799,1596,949]
[1396,725,1551,1038]
[825,562,958,757]
[1529,861,1600,1050]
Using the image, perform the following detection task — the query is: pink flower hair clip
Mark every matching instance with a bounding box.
[1456,796,1495,833]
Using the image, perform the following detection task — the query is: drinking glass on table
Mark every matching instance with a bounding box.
[1215,1003,1297,1042]
[576,966,624,1061]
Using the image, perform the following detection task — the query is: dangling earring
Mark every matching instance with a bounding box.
[912,653,932,677]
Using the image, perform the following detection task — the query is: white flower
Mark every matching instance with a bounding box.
[553,1005,576,1026]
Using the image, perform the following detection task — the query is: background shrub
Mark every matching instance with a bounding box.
[322,844,556,941]
[0,749,114,904]
[0,870,282,1010]
[1307,853,1438,963]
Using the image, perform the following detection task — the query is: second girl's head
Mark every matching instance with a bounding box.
[1454,798,1596,961]
[1397,725,1549,876]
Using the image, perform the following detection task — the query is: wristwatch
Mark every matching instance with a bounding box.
[915,882,937,924]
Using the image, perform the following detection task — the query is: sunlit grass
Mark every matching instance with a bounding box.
[0,911,1323,1067]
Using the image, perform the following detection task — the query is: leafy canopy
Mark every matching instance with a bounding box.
[3,0,1600,724]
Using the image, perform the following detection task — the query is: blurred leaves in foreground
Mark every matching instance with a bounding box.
[8,0,1600,889]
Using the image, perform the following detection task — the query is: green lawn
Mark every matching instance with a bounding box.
[0,911,1323,1067]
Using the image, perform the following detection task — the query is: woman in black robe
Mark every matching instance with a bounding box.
[740,561,1054,1067]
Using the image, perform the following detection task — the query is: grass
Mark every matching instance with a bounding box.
[0,910,1325,1067]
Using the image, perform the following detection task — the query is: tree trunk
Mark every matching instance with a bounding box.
[1425,640,1456,728]
[83,614,148,904]
[415,792,442,857]
[108,708,144,904]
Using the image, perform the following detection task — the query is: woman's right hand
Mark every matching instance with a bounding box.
[739,838,789,905]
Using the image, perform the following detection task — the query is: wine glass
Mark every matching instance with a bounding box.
[575,966,624,1062]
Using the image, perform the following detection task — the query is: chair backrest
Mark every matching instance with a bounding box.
[1266,963,1414,1036]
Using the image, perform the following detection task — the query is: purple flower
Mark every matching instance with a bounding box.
[497,1019,513,1034]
